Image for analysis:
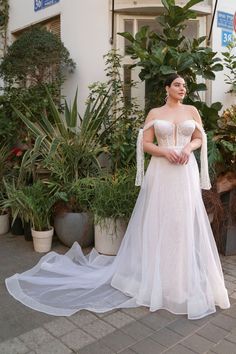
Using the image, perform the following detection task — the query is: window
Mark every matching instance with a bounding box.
[116,15,206,109]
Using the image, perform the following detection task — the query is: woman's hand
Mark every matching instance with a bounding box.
[163,148,180,164]
[178,145,192,165]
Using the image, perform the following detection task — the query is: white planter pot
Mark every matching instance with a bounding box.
[95,218,127,256]
[0,213,10,235]
[31,227,54,253]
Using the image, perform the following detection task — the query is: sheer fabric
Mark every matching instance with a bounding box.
[6,119,230,319]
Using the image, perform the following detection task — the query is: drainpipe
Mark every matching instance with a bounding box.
[110,0,115,45]
[207,0,218,45]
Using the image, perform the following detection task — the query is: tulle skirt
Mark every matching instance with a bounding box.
[6,151,230,319]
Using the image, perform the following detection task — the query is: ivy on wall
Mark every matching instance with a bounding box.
[0,0,9,55]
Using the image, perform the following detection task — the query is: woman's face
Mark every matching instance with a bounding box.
[166,77,186,101]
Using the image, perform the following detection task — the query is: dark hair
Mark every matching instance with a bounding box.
[164,73,184,87]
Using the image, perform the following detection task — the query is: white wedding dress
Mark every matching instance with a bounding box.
[6,118,230,320]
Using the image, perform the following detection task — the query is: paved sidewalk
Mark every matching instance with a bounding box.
[1,233,236,354]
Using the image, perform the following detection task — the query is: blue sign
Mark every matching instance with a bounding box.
[34,0,60,12]
[222,30,233,47]
[217,11,233,30]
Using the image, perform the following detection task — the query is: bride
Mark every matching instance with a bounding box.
[6,74,230,320]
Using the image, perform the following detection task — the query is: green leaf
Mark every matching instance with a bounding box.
[183,0,203,11]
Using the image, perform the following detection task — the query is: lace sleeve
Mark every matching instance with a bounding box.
[195,122,211,190]
[135,129,144,186]
[135,120,156,187]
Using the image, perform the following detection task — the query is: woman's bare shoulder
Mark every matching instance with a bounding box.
[182,104,202,124]
[146,107,164,122]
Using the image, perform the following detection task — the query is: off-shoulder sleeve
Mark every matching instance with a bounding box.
[135,120,156,186]
[195,122,211,190]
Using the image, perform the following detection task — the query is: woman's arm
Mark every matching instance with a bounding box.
[178,106,203,164]
[143,110,180,164]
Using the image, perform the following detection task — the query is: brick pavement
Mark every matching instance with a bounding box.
[1,232,236,354]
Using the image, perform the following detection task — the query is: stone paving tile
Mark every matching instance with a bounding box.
[82,319,115,339]
[155,309,179,321]
[19,327,54,350]
[196,323,228,343]
[230,292,236,299]
[211,313,236,331]
[61,328,95,351]
[120,321,155,340]
[210,339,236,354]
[164,344,198,353]
[78,340,115,354]
[181,334,215,353]
[69,310,98,327]
[0,337,29,354]
[101,330,136,352]
[34,338,72,354]
[139,312,173,331]
[121,307,150,319]
[43,317,76,337]
[225,274,236,282]
[225,281,236,290]
[103,311,135,329]
[222,304,236,318]
[129,337,165,354]
[119,349,136,354]
[150,327,183,347]
[167,318,199,336]
[95,309,118,318]
[225,327,236,344]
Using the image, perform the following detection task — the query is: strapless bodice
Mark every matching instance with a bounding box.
[153,119,196,147]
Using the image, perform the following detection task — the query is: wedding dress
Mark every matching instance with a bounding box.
[5,118,230,320]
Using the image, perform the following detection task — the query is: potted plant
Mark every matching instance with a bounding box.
[85,168,139,255]
[3,180,67,252]
[12,86,115,248]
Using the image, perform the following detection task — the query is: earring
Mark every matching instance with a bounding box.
[165,92,169,102]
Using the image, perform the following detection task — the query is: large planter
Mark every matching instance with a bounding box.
[11,217,24,235]
[95,217,127,256]
[221,189,236,256]
[54,212,94,248]
[0,213,10,235]
[31,227,54,253]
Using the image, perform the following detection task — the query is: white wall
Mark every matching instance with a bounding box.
[211,0,236,110]
[60,0,111,111]
[8,0,111,112]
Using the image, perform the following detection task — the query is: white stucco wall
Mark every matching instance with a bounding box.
[211,0,236,110]
[8,0,111,112]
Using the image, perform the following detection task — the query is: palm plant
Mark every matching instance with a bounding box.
[13,86,114,187]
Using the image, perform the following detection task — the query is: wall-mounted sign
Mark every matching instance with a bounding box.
[221,30,233,47]
[34,0,60,12]
[234,12,236,33]
[217,11,233,31]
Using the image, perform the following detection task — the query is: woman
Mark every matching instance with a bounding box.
[6,74,230,319]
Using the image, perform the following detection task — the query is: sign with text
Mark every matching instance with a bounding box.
[34,0,60,12]
[217,11,233,30]
[221,30,233,47]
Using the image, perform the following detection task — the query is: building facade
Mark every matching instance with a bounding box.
[3,0,236,111]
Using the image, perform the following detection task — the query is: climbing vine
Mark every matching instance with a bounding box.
[0,0,9,55]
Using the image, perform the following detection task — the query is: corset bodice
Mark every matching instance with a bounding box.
[153,119,196,147]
